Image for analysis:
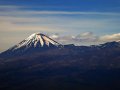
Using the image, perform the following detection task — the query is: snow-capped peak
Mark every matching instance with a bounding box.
[10,33,62,50]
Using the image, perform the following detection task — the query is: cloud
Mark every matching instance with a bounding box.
[50,33,59,39]
[50,32,120,45]
[0,15,107,34]
[0,6,120,16]
[0,16,66,33]
[12,11,120,16]
[1,10,120,17]
[0,20,59,32]
[100,33,120,42]
[50,32,98,45]
[25,11,120,16]
[0,5,120,17]
[0,5,120,34]
[75,32,98,42]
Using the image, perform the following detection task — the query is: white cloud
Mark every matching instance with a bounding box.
[75,32,98,41]
[1,9,120,16]
[100,33,120,42]
[0,16,66,32]
[0,20,59,32]
[0,5,120,16]
[49,33,59,39]
[50,32,120,45]
[13,11,120,16]
[0,5,120,34]
[0,15,106,34]
[49,32,98,45]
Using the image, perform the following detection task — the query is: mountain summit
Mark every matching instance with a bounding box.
[10,32,62,50]
[0,33,63,58]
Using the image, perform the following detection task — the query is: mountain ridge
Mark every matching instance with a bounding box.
[0,32,120,59]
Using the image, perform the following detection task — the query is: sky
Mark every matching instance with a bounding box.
[0,0,120,52]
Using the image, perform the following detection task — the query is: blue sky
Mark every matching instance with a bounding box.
[0,0,120,12]
[0,0,120,52]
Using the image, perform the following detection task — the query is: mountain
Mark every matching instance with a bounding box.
[0,33,63,58]
[0,33,120,90]
[99,41,120,48]
[10,32,62,49]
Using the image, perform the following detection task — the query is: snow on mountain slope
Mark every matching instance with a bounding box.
[9,33,62,51]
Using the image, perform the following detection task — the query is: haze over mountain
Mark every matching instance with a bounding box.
[0,33,120,90]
